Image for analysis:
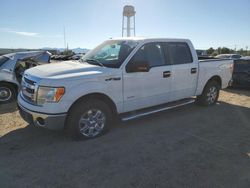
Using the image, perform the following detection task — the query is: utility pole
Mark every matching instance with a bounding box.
[63,26,67,52]
[246,46,248,56]
[234,45,237,53]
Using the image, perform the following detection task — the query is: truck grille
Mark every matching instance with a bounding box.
[24,77,36,85]
[21,76,36,104]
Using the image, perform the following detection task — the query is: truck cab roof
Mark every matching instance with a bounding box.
[110,37,191,43]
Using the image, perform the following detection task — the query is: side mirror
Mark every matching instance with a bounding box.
[126,60,150,73]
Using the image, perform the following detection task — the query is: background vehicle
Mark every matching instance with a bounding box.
[71,54,84,60]
[215,54,242,60]
[232,58,250,88]
[18,38,233,139]
[241,56,250,60]
[0,51,51,103]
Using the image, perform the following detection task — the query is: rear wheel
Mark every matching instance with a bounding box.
[66,99,112,140]
[197,80,220,106]
[0,83,17,104]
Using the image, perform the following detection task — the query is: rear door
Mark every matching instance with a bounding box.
[165,42,198,101]
[123,42,172,112]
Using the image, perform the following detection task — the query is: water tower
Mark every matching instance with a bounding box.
[122,5,136,37]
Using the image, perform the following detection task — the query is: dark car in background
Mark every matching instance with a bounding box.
[232,58,250,88]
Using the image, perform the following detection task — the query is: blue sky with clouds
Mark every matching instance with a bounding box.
[0,0,249,50]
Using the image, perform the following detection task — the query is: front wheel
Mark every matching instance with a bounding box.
[66,99,112,140]
[0,83,17,104]
[197,81,220,106]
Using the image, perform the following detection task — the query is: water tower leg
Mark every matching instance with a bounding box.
[127,17,131,37]
[134,16,136,36]
[122,16,124,37]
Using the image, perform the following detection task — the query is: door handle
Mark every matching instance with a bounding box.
[163,71,171,78]
[191,68,197,74]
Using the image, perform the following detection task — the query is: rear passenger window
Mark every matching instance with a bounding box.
[167,43,193,64]
[130,42,166,68]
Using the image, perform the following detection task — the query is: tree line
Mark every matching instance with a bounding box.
[206,47,250,56]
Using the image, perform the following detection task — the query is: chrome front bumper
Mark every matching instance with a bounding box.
[18,103,67,130]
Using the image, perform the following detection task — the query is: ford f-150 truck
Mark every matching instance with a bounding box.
[18,38,233,139]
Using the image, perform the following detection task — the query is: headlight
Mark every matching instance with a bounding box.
[37,86,65,105]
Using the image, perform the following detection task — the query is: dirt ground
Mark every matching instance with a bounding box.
[0,88,250,188]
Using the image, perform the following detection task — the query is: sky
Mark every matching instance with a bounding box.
[0,0,249,50]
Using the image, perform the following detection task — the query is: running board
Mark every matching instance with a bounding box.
[121,98,195,121]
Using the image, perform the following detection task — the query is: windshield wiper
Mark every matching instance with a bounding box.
[85,59,104,67]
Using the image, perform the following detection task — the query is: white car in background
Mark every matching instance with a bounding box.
[215,54,242,60]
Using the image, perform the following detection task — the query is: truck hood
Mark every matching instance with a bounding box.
[25,61,114,79]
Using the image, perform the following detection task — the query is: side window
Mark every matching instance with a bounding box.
[167,43,193,64]
[129,43,166,68]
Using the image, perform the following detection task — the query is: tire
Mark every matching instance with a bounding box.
[66,99,112,140]
[196,80,220,106]
[0,83,17,104]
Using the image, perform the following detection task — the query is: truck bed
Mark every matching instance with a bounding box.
[195,58,233,96]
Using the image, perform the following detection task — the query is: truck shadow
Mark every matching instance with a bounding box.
[0,125,67,152]
[0,102,18,115]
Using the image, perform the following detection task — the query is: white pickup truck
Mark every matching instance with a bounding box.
[18,38,233,139]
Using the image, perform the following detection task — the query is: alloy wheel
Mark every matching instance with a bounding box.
[78,109,106,138]
[206,86,218,104]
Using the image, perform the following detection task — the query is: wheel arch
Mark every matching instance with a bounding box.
[0,81,18,92]
[204,75,222,90]
[67,92,118,116]
[197,75,221,106]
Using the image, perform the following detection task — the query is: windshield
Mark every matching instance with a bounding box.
[81,40,138,68]
[0,56,9,67]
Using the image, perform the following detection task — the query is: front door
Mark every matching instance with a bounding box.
[123,42,172,112]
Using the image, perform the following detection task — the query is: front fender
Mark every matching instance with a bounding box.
[62,80,123,113]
